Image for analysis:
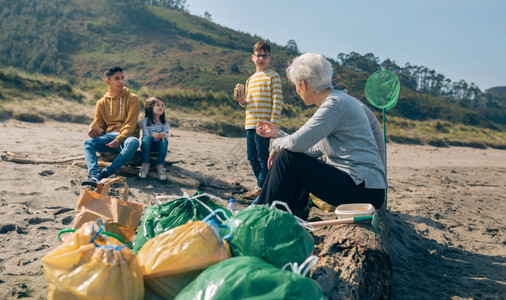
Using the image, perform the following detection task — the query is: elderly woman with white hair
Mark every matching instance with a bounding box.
[255,53,387,219]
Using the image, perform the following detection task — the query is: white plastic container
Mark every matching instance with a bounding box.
[335,203,375,219]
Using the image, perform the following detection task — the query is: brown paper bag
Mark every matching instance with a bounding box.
[72,177,143,242]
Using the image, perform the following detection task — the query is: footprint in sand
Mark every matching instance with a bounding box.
[61,216,73,225]
[17,258,36,266]
[53,207,73,215]
[19,192,39,196]
[38,170,54,176]
[0,224,27,234]
[27,217,53,225]
[0,224,16,234]
[33,244,50,251]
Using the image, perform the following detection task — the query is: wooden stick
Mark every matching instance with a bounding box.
[1,151,84,164]
[72,160,114,169]
[308,215,374,228]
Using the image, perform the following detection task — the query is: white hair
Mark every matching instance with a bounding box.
[286,53,333,93]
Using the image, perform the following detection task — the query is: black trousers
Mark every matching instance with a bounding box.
[256,149,385,216]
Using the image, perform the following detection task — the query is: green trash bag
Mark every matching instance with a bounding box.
[227,201,314,268]
[132,192,231,253]
[175,256,323,300]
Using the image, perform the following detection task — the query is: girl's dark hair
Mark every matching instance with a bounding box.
[145,97,166,126]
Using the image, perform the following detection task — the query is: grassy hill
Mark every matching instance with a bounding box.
[0,0,505,148]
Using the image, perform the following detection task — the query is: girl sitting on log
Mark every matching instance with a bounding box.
[139,97,169,181]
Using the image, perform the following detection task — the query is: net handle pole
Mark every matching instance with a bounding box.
[382,108,388,210]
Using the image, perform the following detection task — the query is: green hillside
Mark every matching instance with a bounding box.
[0,0,505,148]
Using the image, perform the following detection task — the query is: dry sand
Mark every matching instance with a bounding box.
[0,120,505,299]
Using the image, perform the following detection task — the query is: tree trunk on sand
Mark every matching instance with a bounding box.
[310,208,392,299]
[99,150,183,167]
[71,160,200,187]
[1,151,84,164]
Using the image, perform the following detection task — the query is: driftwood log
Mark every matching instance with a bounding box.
[0,151,180,167]
[71,161,243,190]
[310,208,392,299]
[1,151,84,164]
[98,150,184,167]
[2,151,242,190]
[99,152,244,190]
[71,160,200,187]
[1,151,200,188]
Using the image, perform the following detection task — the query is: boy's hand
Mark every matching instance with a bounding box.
[256,120,279,138]
[106,140,120,149]
[88,127,101,138]
[234,83,245,105]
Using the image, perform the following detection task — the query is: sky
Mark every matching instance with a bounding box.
[185,0,505,91]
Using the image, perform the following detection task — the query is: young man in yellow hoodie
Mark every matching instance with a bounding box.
[81,66,141,187]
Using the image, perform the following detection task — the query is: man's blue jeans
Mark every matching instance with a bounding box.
[83,133,139,177]
[246,129,270,188]
[141,135,168,166]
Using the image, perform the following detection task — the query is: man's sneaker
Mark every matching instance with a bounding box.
[139,165,149,179]
[101,169,111,179]
[81,174,101,188]
[157,166,167,181]
[244,186,261,199]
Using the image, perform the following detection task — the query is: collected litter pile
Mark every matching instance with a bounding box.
[43,219,145,299]
[41,176,338,300]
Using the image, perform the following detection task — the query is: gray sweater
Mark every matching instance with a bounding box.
[272,90,387,189]
[141,117,169,142]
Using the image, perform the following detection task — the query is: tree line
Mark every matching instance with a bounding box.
[337,52,505,125]
[0,0,503,127]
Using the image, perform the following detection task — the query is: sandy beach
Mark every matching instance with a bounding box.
[0,120,505,299]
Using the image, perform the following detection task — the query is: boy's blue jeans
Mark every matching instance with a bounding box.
[83,133,139,177]
[246,129,270,188]
[141,135,168,166]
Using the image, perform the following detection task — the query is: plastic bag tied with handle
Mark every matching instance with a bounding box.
[227,202,314,268]
[136,209,232,299]
[42,219,144,300]
[133,192,230,253]
[175,256,324,300]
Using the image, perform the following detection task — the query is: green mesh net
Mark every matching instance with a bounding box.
[365,70,400,111]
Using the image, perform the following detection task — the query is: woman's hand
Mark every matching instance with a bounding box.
[267,149,277,170]
[256,120,279,138]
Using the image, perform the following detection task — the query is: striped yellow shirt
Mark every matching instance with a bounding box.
[243,70,284,129]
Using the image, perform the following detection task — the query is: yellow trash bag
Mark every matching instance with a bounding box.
[137,209,232,299]
[42,220,144,300]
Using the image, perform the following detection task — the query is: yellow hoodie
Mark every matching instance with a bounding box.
[90,87,140,144]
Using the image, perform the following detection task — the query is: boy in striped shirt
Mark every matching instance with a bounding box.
[234,41,284,198]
